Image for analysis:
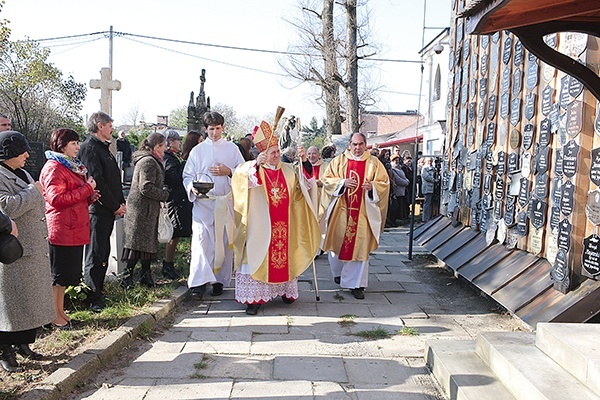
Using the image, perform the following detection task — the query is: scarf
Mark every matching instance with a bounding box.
[44,150,88,177]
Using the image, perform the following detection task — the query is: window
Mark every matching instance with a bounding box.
[433,65,441,102]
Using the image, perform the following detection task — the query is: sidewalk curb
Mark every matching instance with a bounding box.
[20,285,190,400]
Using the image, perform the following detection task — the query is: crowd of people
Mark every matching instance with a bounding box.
[0,109,437,372]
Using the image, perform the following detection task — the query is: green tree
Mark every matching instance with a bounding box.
[0,0,10,45]
[0,40,87,142]
[300,116,327,149]
[168,105,187,130]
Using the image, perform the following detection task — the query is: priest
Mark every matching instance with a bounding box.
[232,121,321,315]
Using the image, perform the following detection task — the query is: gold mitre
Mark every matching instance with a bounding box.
[252,120,279,152]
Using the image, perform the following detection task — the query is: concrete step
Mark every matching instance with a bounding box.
[425,339,517,400]
[536,323,600,397]
[476,331,600,400]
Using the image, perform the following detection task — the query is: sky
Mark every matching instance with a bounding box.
[3,0,451,128]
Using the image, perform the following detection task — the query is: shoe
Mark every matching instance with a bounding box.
[0,346,19,373]
[52,322,71,330]
[90,297,106,313]
[139,269,155,287]
[13,344,42,360]
[211,283,224,296]
[245,304,261,315]
[121,274,134,290]
[162,261,181,280]
[351,288,365,299]
[334,276,341,284]
[281,295,296,304]
[190,284,207,299]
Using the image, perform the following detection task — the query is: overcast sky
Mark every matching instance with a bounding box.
[4,0,450,127]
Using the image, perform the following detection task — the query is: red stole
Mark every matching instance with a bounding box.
[311,165,321,180]
[338,159,366,261]
[257,166,290,283]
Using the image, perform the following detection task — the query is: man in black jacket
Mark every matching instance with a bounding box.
[79,112,126,312]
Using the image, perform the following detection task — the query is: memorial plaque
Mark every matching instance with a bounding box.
[510,97,521,127]
[523,123,534,150]
[509,129,520,150]
[559,75,571,109]
[541,85,553,116]
[504,199,516,227]
[498,122,508,145]
[526,60,539,90]
[497,151,506,176]
[558,117,568,146]
[481,35,489,49]
[481,53,489,75]
[501,68,511,93]
[543,63,555,83]
[555,148,563,177]
[566,32,587,57]
[495,177,505,200]
[550,205,560,231]
[508,152,519,174]
[486,220,497,245]
[492,31,500,43]
[483,173,492,194]
[529,227,543,255]
[562,140,580,178]
[480,208,490,232]
[460,107,467,126]
[470,208,479,228]
[595,105,600,136]
[566,100,583,137]
[528,52,537,63]
[535,145,550,175]
[497,219,507,244]
[24,142,45,181]
[551,249,569,289]
[512,68,523,96]
[549,103,560,133]
[455,68,462,86]
[561,179,575,216]
[456,171,463,191]
[473,170,481,189]
[531,198,547,229]
[518,177,530,207]
[525,93,536,121]
[449,50,455,70]
[514,39,524,66]
[470,79,477,100]
[500,93,509,120]
[591,148,600,186]
[479,77,488,98]
[477,124,484,147]
[587,189,600,226]
[547,234,559,264]
[461,84,468,105]
[569,77,584,99]
[502,36,512,65]
[457,21,464,42]
[494,199,503,221]
[463,37,470,60]
[521,152,532,177]
[471,53,478,75]
[535,172,549,199]
[478,100,487,122]
[539,118,551,147]
[487,122,496,146]
[557,219,572,252]
[517,211,528,237]
[544,33,557,48]
[488,95,497,119]
[453,87,460,106]
[551,177,562,206]
[468,102,476,121]
[455,48,462,70]
[467,125,474,148]
[486,150,494,173]
[582,234,600,277]
[467,150,478,171]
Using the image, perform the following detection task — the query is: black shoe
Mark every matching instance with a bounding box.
[121,274,134,290]
[282,295,295,304]
[0,346,19,373]
[211,283,224,296]
[245,304,261,315]
[162,261,181,280]
[13,344,42,360]
[351,288,365,299]
[51,322,71,330]
[90,297,106,313]
[139,269,155,287]
[190,284,207,299]
[334,276,341,284]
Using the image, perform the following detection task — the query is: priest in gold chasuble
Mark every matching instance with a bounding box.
[232,121,320,315]
[321,133,389,300]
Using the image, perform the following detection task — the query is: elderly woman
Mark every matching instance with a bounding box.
[0,131,54,372]
[161,130,192,280]
[40,128,99,329]
[121,133,169,288]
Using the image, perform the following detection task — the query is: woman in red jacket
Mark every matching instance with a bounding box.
[40,129,99,329]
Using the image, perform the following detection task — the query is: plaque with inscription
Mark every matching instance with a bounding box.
[547,234,559,264]
[460,107,467,126]
[494,199,503,221]
[453,87,460,106]
[509,129,520,149]
[449,50,455,69]
[555,148,563,178]
[480,208,490,232]
[551,177,562,206]
[461,84,468,105]
[510,98,521,127]
[488,95,497,119]
[481,35,489,49]
[521,152,532,177]
[531,198,547,229]
[463,37,470,61]
[566,32,587,57]
[569,77,584,99]
[549,103,560,133]
[502,37,512,65]
[481,53,489,75]
[24,142,45,181]
[486,150,494,173]
[583,234,600,277]
[478,101,487,122]
[498,122,508,145]
[479,77,488,98]
[562,140,580,178]
[517,211,528,237]
[518,177,530,207]
[587,189,600,226]
[529,227,543,255]
[539,118,551,147]
[543,63,555,83]
[495,177,505,200]
[455,68,462,86]
[497,151,506,176]
[558,117,568,146]
[557,219,572,252]
[471,54,478,75]
[467,125,474,148]
[561,179,575,216]
[591,148,600,186]
[487,122,496,146]
[514,39,523,66]
[473,170,481,189]
[457,21,464,42]
[500,93,509,120]
[455,48,462,70]
[483,173,492,194]
[559,75,571,109]
[526,60,539,90]
[596,105,600,136]
[549,206,560,231]
[535,145,551,175]
[544,33,557,48]
[535,172,549,199]
[492,31,500,43]
[551,249,570,291]
[566,100,583,137]
[476,124,484,147]
[523,123,534,150]
[528,52,537,63]
[506,228,519,250]
[501,67,511,93]
[468,102,476,121]
[512,68,523,96]
[508,152,519,174]
[541,86,553,116]
[525,93,536,121]
[470,79,477,100]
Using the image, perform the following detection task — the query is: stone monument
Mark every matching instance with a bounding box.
[187,69,211,132]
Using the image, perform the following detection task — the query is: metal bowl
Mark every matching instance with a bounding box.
[193,181,214,198]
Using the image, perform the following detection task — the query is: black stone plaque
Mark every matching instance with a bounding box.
[566,100,583,137]
[495,177,505,200]
[512,68,523,96]
[470,78,477,100]
[523,124,534,150]
[514,40,524,66]
[551,249,570,291]
[591,148,600,186]
[561,180,575,217]
[557,219,572,252]
[502,37,512,65]
[526,60,539,90]
[535,145,551,175]
[501,68,511,93]
[456,172,463,191]
[555,148,564,178]
[455,68,462,86]
[569,76,584,99]
[528,52,537,63]
[483,173,492,194]
[586,189,600,226]
[550,206,561,231]
[473,171,481,189]
[517,211,528,237]
[467,125,474,148]
[508,152,519,174]
[500,93,509,120]
[505,197,516,227]
[486,150,494,173]
[535,172,549,200]
[562,140,580,178]
[518,177,530,207]
[525,93,536,121]
[488,95,497,120]
[457,22,464,42]
[24,142,45,181]
[539,118,551,147]
[551,177,562,206]
[531,198,547,229]
[487,122,496,147]
[560,75,571,109]
[583,234,600,277]
[469,102,476,121]
[497,151,506,176]
[478,100,487,122]
[455,48,462,69]
[479,77,488,98]
[510,98,521,127]
[542,86,554,116]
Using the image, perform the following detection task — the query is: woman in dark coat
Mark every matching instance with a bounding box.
[161,130,192,280]
[121,133,169,288]
[0,131,55,372]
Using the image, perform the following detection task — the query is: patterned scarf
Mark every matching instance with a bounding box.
[44,150,88,177]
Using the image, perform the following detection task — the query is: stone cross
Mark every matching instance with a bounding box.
[90,67,121,115]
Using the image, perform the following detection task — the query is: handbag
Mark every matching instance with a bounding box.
[0,233,23,264]
[157,203,174,244]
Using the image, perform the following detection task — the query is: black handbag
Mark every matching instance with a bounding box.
[0,233,23,264]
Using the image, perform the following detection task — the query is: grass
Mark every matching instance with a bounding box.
[333,292,345,301]
[398,325,419,336]
[338,314,357,327]
[190,355,211,379]
[352,327,393,340]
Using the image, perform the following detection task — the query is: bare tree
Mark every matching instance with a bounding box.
[124,104,141,127]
